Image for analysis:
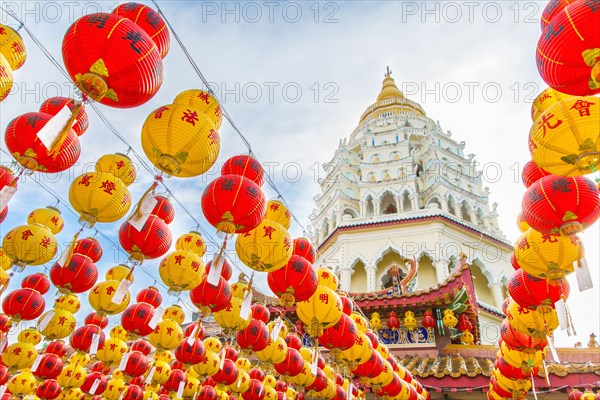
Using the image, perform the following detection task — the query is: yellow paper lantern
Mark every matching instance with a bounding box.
[183,375,201,397]
[213,296,251,334]
[492,369,532,393]
[58,388,83,400]
[38,308,76,339]
[0,53,13,102]
[2,341,38,371]
[460,331,475,345]
[370,315,382,331]
[7,370,36,396]
[0,268,9,291]
[513,228,579,280]
[69,171,131,226]
[57,362,87,388]
[516,212,530,233]
[255,336,287,364]
[317,268,338,291]
[148,319,183,350]
[141,103,220,177]
[192,350,220,377]
[265,199,292,229]
[236,357,251,372]
[442,309,458,328]
[506,299,558,338]
[235,219,292,272]
[159,249,205,292]
[175,231,207,256]
[287,364,316,387]
[530,96,600,176]
[154,350,173,363]
[96,336,128,366]
[500,341,543,373]
[71,352,90,365]
[368,360,394,388]
[144,390,160,400]
[339,333,372,369]
[96,153,137,186]
[0,24,26,70]
[203,337,223,354]
[173,89,223,129]
[296,285,343,337]
[230,370,250,393]
[376,343,390,361]
[531,87,574,122]
[27,206,64,234]
[104,378,126,400]
[2,223,57,268]
[0,247,13,270]
[164,304,186,323]
[110,325,129,340]
[403,311,418,331]
[88,280,131,316]
[54,293,81,313]
[231,276,249,299]
[264,386,278,400]
[17,327,42,344]
[267,320,289,339]
[351,312,368,334]
[106,264,134,282]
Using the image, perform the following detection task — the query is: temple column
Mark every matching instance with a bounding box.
[366,266,378,292]
[488,282,505,308]
[359,200,365,217]
[433,259,449,284]
[452,204,462,218]
[339,267,353,292]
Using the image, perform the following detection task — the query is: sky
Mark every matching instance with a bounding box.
[0,1,598,348]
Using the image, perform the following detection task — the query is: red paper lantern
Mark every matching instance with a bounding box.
[2,287,45,321]
[205,258,233,281]
[387,316,400,330]
[522,160,550,188]
[174,338,206,366]
[251,304,270,323]
[306,368,327,392]
[70,324,105,353]
[457,315,473,333]
[422,310,436,329]
[184,322,206,340]
[119,214,172,261]
[189,276,232,315]
[496,356,539,381]
[32,353,63,380]
[224,347,239,362]
[213,359,238,386]
[4,112,81,173]
[377,375,402,397]
[136,286,162,308]
[62,13,163,108]
[131,339,153,356]
[36,379,62,400]
[293,237,316,263]
[73,237,103,262]
[500,320,548,352]
[242,379,265,400]
[568,388,583,400]
[284,334,302,351]
[81,372,108,395]
[21,272,50,293]
[112,2,170,58]
[340,295,354,316]
[536,1,600,96]
[267,255,318,306]
[522,174,600,235]
[273,348,304,377]
[508,269,569,310]
[0,365,8,386]
[123,351,149,378]
[50,254,98,294]
[198,386,218,400]
[45,340,68,357]
[249,368,265,382]
[236,319,270,352]
[201,174,266,234]
[318,314,358,351]
[122,384,144,400]
[121,302,156,336]
[151,195,175,224]
[39,97,89,136]
[221,154,265,186]
[85,312,108,328]
[540,0,573,30]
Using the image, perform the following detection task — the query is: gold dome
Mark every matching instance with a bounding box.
[377,67,404,101]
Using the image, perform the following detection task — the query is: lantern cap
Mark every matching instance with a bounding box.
[114,152,132,161]
[45,205,61,214]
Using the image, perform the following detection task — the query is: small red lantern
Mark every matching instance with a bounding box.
[273,348,304,377]
[221,154,265,186]
[39,97,89,136]
[36,379,62,400]
[174,338,206,366]
[508,269,569,310]
[122,384,144,400]
[251,304,270,323]
[184,322,206,340]
[81,372,108,395]
[70,324,105,353]
[351,350,384,379]
[121,302,156,336]
[189,276,232,316]
[73,237,103,262]
[21,272,50,293]
[136,286,162,308]
[496,356,539,381]
[123,350,149,378]
[522,160,550,188]
[522,174,600,235]
[236,319,270,352]
[293,237,316,263]
[242,379,265,400]
[422,310,436,330]
[32,353,63,380]
[457,315,473,333]
[387,315,400,330]
[151,195,175,224]
[2,287,45,321]
[306,368,328,392]
[62,13,164,108]
[131,339,153,356]
[318,314,358,351]
[85,312,108,328]
[45,340,68,357]
[201,174,266,234]
[340,295,354,316]
[112,2,170,58]
[213,359,238,386]
[568,388,583,400]
[536,0,600,96]
[249,368,265,382]
[224,347,239,362]
[119,214,172,261]
[284,334,302,351]
[198,386,218,400]
[500,320,548,352]
[267,255,318,306]
[4,112,81,173]
[205,258,233,281]
[50,254,98,294]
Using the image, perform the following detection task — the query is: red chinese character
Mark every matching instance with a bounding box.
[106,286,116,295]
[538,112,563,137]
[40,237,51,248]
[184,236,192,243]
[214,105,222,118]
[570,99,595,117]
[21,230,33,240]
[58,316,67,326]
[0,66,7,78]
[541,233,558,243]
[269,203,280,211]
[181,109,199,126]
[154,106,169,119]
[197,92,211,105]
[50,216,60,226]
[283,237,291,251]
[191,261,200,271]
[11,42,24,54]
[207,129,219,145]
[99,180,117,195]
[174,255,185,266]
[79,174,93,186]
[318,293,329,304]
[263,225,275,240]
[517,237,530,250]
[115,160,125,169]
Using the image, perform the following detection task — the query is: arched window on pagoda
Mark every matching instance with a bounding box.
[381,264,406,290]
[365,196,375,217]
[380,191,397,214]
[321,217,329,238]
[447,195,458,217]
[461,200,473,223]
[477,207,486,226]
[401,191,412,212]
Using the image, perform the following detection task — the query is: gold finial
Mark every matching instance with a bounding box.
[386,66,392,77]
[377,66,403,101]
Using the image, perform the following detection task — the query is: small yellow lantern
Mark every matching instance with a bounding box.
[2,223,57,268]
[164,304,186,323]
[103,378,126,400]
[88,280,131,316]
[173,89,223,129]
[0,53,13,102]
[500,341,543,373]
[38,308,76,339]
[213,296,251,334]
[183,375,201,397]
[506,299,558,338]
[460,331,475,345]
[175,231,207,256]
[235,219,292,272]
[159,249,205,292]
[265,199,292,229]
[106,264,134,282]
[54,293,81,313]
[57,362,87,388]
[317,268,338,291]
[27,206,64,234]
[339,333,373,369]
[442,309,458,329]
[530,87,574,122]
[203,337,223,354]
[192,350,220,377]
[0,24,27,70]
[96,153,137,186]
[2,341,38,371]
[255,336,287,364]
[296,285,343,337]
[148,318,183,350]
[7,370,36,396]
[516,212,530,233]
[230,370,250,393]
[96,336,128,366]
[351,312,369,334]
[403,311,418,331]
[0,247,13,270]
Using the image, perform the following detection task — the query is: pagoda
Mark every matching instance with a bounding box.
[307,69,600,399]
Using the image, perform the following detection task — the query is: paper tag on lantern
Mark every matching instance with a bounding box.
[271,316,284,341]
[542,360,551,386]
[219,349,226,370]
[118,389,125,400]
[311,350,318,375]
[90,333,100,354]
[38,310,55,332]
[176,381,185,399]
[0,186,17,211]
[575,259,593,292]
[346,383,352,400]
[0,334,7,352]
[37,105,72,149]
[186,325,199,346]
[128,195,158,232]
[531,373,538,400]
[240,290,253,320]
[0,386,6,399]
[207,252,224,286]
[112,279,131,305]
[554,299,568,331]
[89,379,100,395]
[193,393,198,400]
[118,351,130,371]
[546,335,560,363]
[31,354,43,372]
[149,306,164,330]
[145,366,156,384]
[56,245,72,268]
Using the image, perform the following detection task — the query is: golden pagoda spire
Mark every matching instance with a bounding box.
[377,66,404,101]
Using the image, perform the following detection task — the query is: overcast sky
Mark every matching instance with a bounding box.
[0,1,598,348]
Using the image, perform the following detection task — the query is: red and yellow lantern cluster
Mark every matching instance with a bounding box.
[489,3,600,395]
[62,2,169,107]
[0,23,26,101]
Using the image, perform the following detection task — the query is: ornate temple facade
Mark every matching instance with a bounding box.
[307,69,600,399]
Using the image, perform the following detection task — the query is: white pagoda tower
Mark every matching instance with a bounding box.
[308,69,515,341]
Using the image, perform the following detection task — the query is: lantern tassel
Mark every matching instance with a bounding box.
[49,102,82,159]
